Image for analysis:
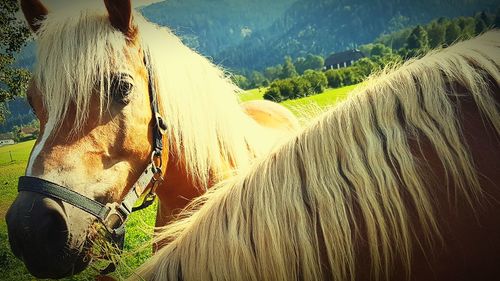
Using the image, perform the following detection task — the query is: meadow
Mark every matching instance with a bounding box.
[0,85,356,280]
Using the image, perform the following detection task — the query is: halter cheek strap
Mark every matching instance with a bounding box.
[16,52,166,274]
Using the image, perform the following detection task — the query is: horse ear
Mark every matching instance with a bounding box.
[104,0,134,36]
[20,0,48,33]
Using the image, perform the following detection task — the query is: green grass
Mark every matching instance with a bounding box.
[239,85,357,106]
[238,87,267,102]
[282,85,357,108]
[0,140,35,165]
[239,84,358,117]
[0,84,355,280]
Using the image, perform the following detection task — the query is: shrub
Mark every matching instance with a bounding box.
[290,77,313,98]
[302,70,327,94]
[274,79,295,99]
[339,68,363,85]
[263,85,283,102]
[352,58,377,78]
[231,74,250,89]
[325,69,344,88]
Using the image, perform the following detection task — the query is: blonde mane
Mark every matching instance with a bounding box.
[132,31,500,281]
[34,8,283,186]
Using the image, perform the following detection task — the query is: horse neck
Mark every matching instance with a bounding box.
[169,106,271,181]
[154,111,270,227]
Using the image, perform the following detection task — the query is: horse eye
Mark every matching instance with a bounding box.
[110,74,134,105]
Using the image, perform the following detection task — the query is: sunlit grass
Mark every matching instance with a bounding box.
[0,140,35,165]
[239,84,359,119]
[239,85,358,107]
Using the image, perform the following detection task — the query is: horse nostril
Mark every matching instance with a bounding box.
[38,208,69,255]
[6,194,74,278]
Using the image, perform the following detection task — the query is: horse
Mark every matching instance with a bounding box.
[5,0,299,278]
[131,30,500,281]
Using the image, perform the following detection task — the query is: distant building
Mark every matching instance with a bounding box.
[0,133,15,146]
[0,139,14,146]
[17,126,39,141]
[19,126,38,136]
[324,49,365,70]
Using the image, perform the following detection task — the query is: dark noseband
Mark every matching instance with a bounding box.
[17,52,166,274]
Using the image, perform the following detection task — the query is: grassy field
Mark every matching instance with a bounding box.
[0,85,356,280]
[239,85,358,117]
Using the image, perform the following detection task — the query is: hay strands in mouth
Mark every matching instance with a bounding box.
[87,222,123,274]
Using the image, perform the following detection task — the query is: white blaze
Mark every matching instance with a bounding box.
[26,118,56,176]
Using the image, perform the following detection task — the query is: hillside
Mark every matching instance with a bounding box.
[140,0,295,56]
[14,0,498,71]
[13,0,295,70]
[6,0,499,133]
[216,0,499,69]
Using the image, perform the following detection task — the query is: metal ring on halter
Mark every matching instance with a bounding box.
[151,151,163,174]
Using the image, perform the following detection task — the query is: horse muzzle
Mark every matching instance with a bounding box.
[5,192,90,278]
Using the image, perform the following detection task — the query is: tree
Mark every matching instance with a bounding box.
[352,58,377,78]
[370,43,392,57]
[0,0,32,122]
[371,53,402,68]
[478,11,492,27]
[231,74,250,89]
[290,77,312,99]
[278,79,296,99]
[339,68,362,86]
[358,43,374,57]
[407,25,429,51]
[249,71,267,88]
[456,17,476,39]
[306,54,324,71]
[445,22,461,45]
[263,86,283,102]
[397,47,410,60]
[437,17,448,25]
[294,57,307,74]
[294,54,324,74]
[375,28,412,50]
[302,70,327,94]
[494,8,500,28]
[475,19,487,35]
[325,69,344,88]
[264,65,282,82]
[387,13,410,33]
[427,22,446,48]
[281,56,298,79]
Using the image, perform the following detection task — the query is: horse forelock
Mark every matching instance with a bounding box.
[34,7,132,137]
[131,30,500,281]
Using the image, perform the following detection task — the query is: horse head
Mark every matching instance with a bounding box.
[6,0,167,278]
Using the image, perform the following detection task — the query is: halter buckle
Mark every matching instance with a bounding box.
[102,202,128,232]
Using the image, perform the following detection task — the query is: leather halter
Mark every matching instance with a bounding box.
[17,52,166,273]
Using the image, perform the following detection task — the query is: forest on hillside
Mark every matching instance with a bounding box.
[215,0,499,69]
[2,0,499,134]
[252,11,499,103]
[140,0,295,56]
